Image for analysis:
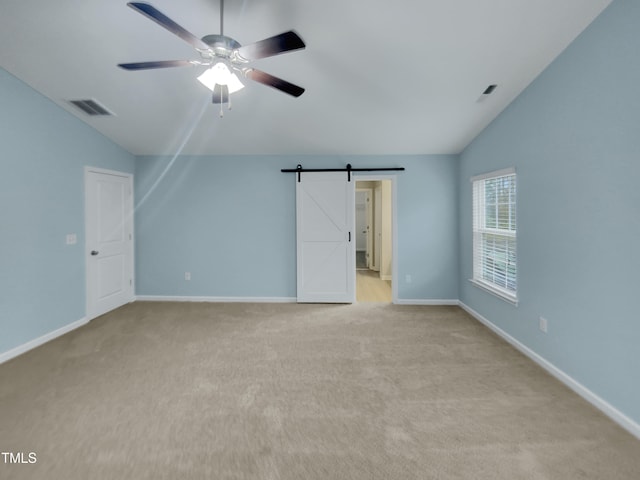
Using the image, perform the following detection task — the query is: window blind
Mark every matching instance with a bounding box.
[472,170,517,302]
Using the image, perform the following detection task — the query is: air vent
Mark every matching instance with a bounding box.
[68,99,113,116]
[482,84,497,95]
[476,84,498,103]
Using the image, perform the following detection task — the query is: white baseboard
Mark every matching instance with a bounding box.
[139,296,458,306]
[136,295,297,303]
[0,317,88,365]
[458,301,640,440]
[395,299,459,305]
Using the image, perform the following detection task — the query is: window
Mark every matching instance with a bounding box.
[471,168,517,304]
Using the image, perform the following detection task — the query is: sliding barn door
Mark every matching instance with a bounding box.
[296,172,355,303]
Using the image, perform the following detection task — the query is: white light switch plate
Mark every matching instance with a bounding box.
[66,234,77,245]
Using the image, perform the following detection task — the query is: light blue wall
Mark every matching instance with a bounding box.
[0,68,135,355]
[135,155,459,301]
[459,0,640,424]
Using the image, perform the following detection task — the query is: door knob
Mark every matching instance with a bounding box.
[91,250,99,256]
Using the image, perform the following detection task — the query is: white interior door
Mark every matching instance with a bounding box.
[296,172,354,303]
[365,189,373,269]
[373,185,382,272]
[85,168,134,319]
[355,191,367,251]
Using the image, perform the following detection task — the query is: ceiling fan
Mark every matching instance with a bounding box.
[118,1,306,113]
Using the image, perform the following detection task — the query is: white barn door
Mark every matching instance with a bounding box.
[296,172,354,303]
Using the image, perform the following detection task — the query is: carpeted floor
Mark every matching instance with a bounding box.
[1,302,639,479]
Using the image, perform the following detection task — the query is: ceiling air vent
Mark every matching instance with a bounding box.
[476,84,498,103]
[482,84,497,95]
[68,99,113,116]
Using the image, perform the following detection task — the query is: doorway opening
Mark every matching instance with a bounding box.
[355,178,394,303]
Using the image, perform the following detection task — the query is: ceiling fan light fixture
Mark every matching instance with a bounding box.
[197,62,244,94]
[119,3,306,108]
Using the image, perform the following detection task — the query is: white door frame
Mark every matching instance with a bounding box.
[354,174,398,303]
[84,166,135,320]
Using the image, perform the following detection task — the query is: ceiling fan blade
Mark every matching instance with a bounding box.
[127,2,210,51]
[236,31,305,61]
[211,85,230,104]
[246,69,305,97]
[118,60,193,70]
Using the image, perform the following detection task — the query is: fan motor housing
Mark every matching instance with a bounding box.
[201,34,241,51]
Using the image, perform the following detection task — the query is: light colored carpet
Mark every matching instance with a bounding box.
[1,302,638,479]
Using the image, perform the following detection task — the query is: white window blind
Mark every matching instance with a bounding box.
[472,169,517,303]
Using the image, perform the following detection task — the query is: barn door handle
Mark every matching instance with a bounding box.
[348,232,351,242]
[91,250,99,256]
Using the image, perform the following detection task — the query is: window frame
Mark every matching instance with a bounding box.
[470,168,518,306]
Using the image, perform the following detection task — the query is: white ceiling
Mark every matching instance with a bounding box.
[0,0,612,156]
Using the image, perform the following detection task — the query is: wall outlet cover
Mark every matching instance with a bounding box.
[539,317,548,333]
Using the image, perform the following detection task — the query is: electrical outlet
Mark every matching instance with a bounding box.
[539,317,548,333]
[185,272,191,281]
[405,274,412,284]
